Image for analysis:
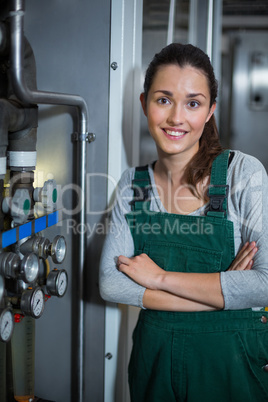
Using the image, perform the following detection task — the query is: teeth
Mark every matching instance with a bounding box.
[165,130,186,137]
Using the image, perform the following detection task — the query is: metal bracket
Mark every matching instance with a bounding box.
[71,132,96,143]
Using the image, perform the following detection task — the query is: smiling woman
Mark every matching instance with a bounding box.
[140,64,216,162]
[99,43,268,402]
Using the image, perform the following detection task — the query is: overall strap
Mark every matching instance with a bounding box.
[129,165,151,211]
[206,149,230,218]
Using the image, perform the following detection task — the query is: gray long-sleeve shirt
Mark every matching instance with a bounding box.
[99,151,268,310]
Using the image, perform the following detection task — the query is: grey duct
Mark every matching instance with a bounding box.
[8,1,94,400]
[7,35,38,156]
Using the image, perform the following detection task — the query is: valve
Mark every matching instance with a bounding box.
[2,189,31,225]
[19,235,67,264]
[33,179,57,212]
[14,313,24,323]
[0,252,39,284]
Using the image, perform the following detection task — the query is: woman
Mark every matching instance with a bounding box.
[100,43,268,401]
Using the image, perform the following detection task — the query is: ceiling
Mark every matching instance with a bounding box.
[223,0,268,15]
[143,0,268,30]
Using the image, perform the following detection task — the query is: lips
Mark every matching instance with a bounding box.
[163,129,188,138]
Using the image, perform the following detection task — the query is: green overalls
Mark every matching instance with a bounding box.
[125,150,268,402]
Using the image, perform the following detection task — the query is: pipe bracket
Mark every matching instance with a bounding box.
[71,132,95,143]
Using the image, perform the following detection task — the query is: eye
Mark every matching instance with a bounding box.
[157,97,171,105]
[188,100,200,108]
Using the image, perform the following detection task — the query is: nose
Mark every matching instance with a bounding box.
[167,104,185,126]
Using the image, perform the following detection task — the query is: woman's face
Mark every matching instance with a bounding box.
[140,64,216,160]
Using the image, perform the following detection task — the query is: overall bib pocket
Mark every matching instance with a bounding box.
[143,240,223,273]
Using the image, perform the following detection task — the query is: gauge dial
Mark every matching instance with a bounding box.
[57,270,68,297]
[0,308,14,343]
[20,287,45,319]
[46,269,68,297]
[20,253,39,284]
[51,236,66,264]
[32,288,45,318]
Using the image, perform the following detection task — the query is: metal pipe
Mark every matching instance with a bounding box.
[9,1,91,400]
[9,0,88,134]
[167,0,176,45]
[77,139,86,400]
[206,0,214,61]
[188,0,198,46]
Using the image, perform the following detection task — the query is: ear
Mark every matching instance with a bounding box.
[206,102,216,123]
[140,93,147,117]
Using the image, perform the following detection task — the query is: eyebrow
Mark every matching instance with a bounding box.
[153,90,207,99]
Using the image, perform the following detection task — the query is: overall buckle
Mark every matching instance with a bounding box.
[129,179,151,209]
[207,185,229,215]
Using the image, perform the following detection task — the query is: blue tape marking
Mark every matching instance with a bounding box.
[19,222,32,240]
[47,211,58,227]
[1,211,61,247]
[35,216,47,233]
[2,229,17,248]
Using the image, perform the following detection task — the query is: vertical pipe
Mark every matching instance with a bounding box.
[206,0,214,60]
[0,342,6,402]
[167,0,176,45]
[11,317,35,402]
[188,0,198,46]
[76,138,86,400]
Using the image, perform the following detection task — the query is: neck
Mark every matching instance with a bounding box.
[155,149,197,185]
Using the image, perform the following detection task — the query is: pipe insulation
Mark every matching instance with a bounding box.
[7,38,38,170]
[0,99,37,175]
[8,1,93,400]
[0,99,24,174]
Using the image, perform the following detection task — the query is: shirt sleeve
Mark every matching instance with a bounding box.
[221,152,268,310]
[99,168,146,307]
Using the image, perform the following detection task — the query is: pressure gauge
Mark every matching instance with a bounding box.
[20,287,45,319]
[50,236,66,264]
[0,275,4,303]
[0,308,14,343]
[46,269,68,297]
[20,253,39,284]
[20,235,67,263]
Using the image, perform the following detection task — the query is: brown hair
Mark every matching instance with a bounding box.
[143,43,224,198]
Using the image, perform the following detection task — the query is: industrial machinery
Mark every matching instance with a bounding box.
[0,1,94,401]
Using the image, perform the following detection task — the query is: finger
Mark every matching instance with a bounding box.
[243,246,258,264]
[117,262,129,273]
[117,255,131,266]
[117,259,132,275]
[244,260,254,270]
[233,242,256,267]
[229,244,257,271]
[239,242,250,252]
[236,241,255,260]
[233,247,257,271]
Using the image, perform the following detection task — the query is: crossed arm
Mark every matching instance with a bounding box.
[117,242,257,311]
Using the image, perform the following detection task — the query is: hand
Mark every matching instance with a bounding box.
[117,253,164,289]
[228,241,257,271]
